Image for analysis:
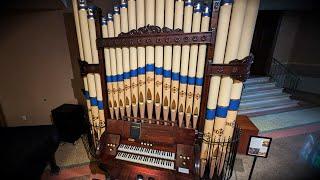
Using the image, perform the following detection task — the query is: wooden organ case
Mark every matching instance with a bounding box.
[77,0,253,179]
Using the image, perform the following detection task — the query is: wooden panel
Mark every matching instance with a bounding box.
[106,119,196,145]
[175,127,196,146]
[100,134,120,157]
[176,144,195,175]
[236,115,259,154]
[106,119,124,135]
[141,123,176,145]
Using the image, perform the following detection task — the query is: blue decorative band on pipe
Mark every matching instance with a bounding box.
[113,6,120,14]
[195,78,203,86]
[101,16,107,25]
[107,13,113,21]
[229,99,240,111]
[83,91,90,99]
[146,64,155,72]
[120,3,128,8]
[185,1,193,7]
[138,67,145,75]
[106,76,112,83]
[111,75,117,82]
[206,108,216,120]
[130,69,138,77]
[216,106,229,118]
[188,77,196,85]
[194,2,202,13]
[97,100,104,109]
[172,72,180,81]
[155,67,163,75]
[163,69,171,78]
[222,0,234,5]
[203,5,211,17]
[180,75,188,84]
[123,72,130,79]
[90,97,98,106]
[117,74,124,81]
[78,0,87,10]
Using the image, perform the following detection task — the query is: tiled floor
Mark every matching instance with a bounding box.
[251,107,320,133]
[231,131,320,180]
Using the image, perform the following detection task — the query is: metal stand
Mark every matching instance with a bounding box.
[248,156,257,180]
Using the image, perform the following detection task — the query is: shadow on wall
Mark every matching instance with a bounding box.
[63,12,85,107]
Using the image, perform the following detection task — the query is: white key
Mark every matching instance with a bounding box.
[115,152,174,170]
[117,144,175,161]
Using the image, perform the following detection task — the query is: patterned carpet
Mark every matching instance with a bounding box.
[55,138,92,168]
[42,138,104,180]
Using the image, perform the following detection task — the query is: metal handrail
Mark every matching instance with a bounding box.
[268,58,300,94]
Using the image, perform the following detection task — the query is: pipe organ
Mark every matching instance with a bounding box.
[72,0,259,179]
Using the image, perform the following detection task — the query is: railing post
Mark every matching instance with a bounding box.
[268,58,300,95]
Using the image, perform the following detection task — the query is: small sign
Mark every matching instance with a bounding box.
[246,136,272,158]
[178,167,190,174]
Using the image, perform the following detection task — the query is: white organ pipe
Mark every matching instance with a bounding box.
[128,0,139,118]
[192,5,211,129]
[185,2,202,128]
[72,0,95,144]
[113,6,126,119]
[120,0,132,118]
[145,0,156,121]
[154,0,165,121]
[87,6,106,136]
[177,0,193,126]
[136,0,146,118]
[224,0,260,139]
[72,0,84,60]
[107,13,121,120]
[199,1,233,177]
[209,0,248,178]
[101,17,115,120]
[162,0,175,123]
[170,0,184,125]
[78,1,101,141]
[78,1,92,62]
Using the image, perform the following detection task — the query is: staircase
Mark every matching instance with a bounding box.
[239,76,301,116]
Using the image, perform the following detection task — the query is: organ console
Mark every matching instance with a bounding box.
[72,0,260,179]
[99,119,198,179]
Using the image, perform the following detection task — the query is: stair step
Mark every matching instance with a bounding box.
[241,93,290,103]
[240,96,292,108]
[238,102,301,117]
[239,98,298,110]
[242,88,283,99]
[245,77,270,85]
[243,82,276,92]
